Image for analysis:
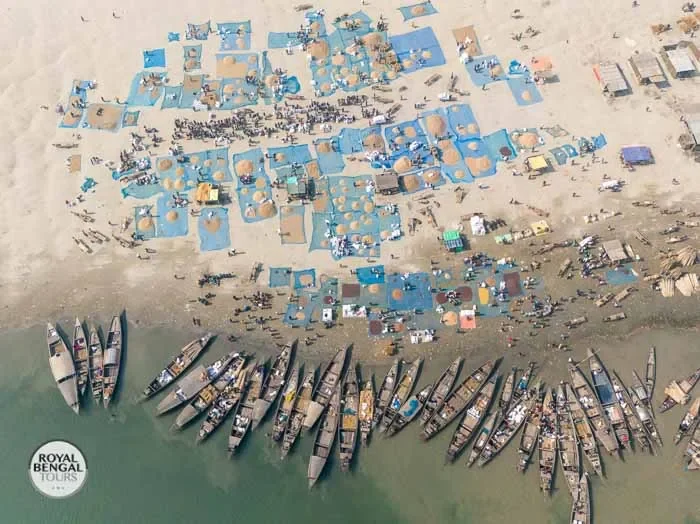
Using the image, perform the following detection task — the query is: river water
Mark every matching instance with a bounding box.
[1,323,698,523]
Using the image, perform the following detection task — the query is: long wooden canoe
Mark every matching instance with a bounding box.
[358,378,374,446]
[418,357,462,426]
[252,341,295,429]
[47,323,79,414]
[380,358,422,432]
[87,324,103,404]
[556,384,581,496]
[308,384,341,488]
[271,361,301,442]
[538,388,558,494]
[303,346,348,430]
[71,318,89,397]
[338,366,359,472]
[102,315,123,408]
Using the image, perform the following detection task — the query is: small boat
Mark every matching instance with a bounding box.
[631,369,654,416]
[659,368,700,413]
[517,383,543,473]
[338,366,359,472]
[252,341,295,429]
[674,397,700,445]
[499,367,517,416]
[565,382,603,476]
[303,346,348,431]
[628,384,663,448]
[477,387,537,467]
[610,371,652,453]
[281,369,316,458]
[308,384,341,488]
[683,422,700,471]
[380,358,422,432]
[588,349,630,450]
[467,410,498,467]
[570,473,591,524]
[445,374,497,463]
[513,362,536,403]
[556,384,581,496]
[228,362,266,455]
[47,323,79,414]
[373,359,400,428]
[646,347,656,399]
[173,354,246,430]
[358,378,374,446]
[538,388,558,495]
[87,325,103,403]
[102,315,123,408]
[421,360,495,441]
[156,351,237,415]
[568,359,618,455]
[196,365,250,443]
[418,357,462,426]
[271,361,301,442]
[385,383,433,437]
[141,334,214,400]
[71,318,89,397]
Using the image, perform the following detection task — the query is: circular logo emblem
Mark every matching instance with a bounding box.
[29,440,87,498]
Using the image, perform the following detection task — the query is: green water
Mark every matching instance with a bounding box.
[0,324,698,523]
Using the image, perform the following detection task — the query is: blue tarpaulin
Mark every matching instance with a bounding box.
[143,48,166,68]
[269,267,292,287]
[168,32,180,42]
[620,146,652,164]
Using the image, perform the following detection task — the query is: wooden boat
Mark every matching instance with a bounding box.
[47,323,79,413]
[477,388,537,467]
[380,358,422,432]
[358,378,374,446]
[228,362,266,455]
[271,361,300,442]
[445,374,497,463]
[303,346,348,430]
[674,397,700,445]
[173,354,246,430]
[517,383,543,473]
[308,384,341,488]
[565,382,603,476]
[418,357,461,426]
[338,366,359,472]
[570,473,591,524]
[539,388,558,494]
[683,422,700,471]
[659,368,700,413]
[610,371,652,453]
[556,384,581,496]
[499,367,517,416]
[588,349,630,450]
[631,369,653,416]
[252,341,295,429]
[646,347,656,399]
[373,359,399,428]
[514,362,536,402]
[102,315,123,408]
[196,364,250,443]
[421,360,495,441]
[628,384,663,448]
[71,318,89,397]
[385,383,433,437]
[156,351,237,415]
[467,410,498,466]
[281,369,316,457]
[87,324,103,403]
[568,359,618,455]
[141,334,213,400]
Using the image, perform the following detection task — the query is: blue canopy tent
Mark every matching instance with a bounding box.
[620,145,653,165]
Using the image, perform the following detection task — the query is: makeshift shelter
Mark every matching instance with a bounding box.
[602,239,629,264]
[628,52,666,85]
[593,63,629,96]
[620,146,653,165]
[470,215,486,236]
[683,113,700,151]
[286,176,309,200]
[524,154,549,174]
[195,183,220,204]
[660,44,697,78]
[531,56,555,82]
[442,229,464,252]
[374,173,400,195]
[531,220,550,236]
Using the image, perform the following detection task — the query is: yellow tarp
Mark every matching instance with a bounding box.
[526,155,548,170]
[531,220,550,236]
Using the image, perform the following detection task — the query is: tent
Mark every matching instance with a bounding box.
[620,146,653,165]
[442,229,464,252]
[525,154,548,173]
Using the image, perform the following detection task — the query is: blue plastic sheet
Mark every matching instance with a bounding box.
[399,2,438,20]
[268,145,312,168]
[483,129,517,162]
[198,208,230,251]
[606,264,638,286]
[314,138,345,174]
[446,104,480,140]
[186,21,211,41]
[122,110,140,127]
[506,76,543,106]
[356,265,385,284]
[187,148,233,183]
[465,56,506,87]
[550,147,568,166]
[161,86,183,109]
[293,269,316,289]
[217,21,252,51]
[134,206,156,239]
[283,300,314,327]
[593,133,607,150]
[457,138,497,177]
[337,128,364,154]
[168,32,180,42]
[80,177,96,192]
[156,193,189,238]
[126,72,167,106]
[121,180,163,200]
[269,267,292,288]
[389,27,446,74]
[183,45,202,71]
[386,272,433,311]
[561,144,579,158]
[143,48,166,68]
